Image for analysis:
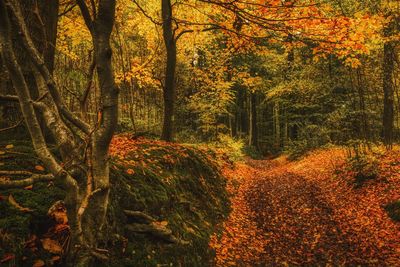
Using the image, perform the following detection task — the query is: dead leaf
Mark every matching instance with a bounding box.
[5,144,13,149]
[32,259,45,267]
[35,165,45,171]
[50,255,61,264]
[54,224,69,233]
[48,201,68,224]
[126,168,135,175]
[25,235,39,252]
[8,194,33,212]
[24,185,33,190]
[159,220,168,226]
[0,253,15,263]
[152,220,169,228]
[53,211,68,224]
[41,238,63,254]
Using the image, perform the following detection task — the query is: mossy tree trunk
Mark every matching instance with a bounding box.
[0,0,118,266]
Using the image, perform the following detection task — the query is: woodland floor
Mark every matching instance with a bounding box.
[211,148,400,266]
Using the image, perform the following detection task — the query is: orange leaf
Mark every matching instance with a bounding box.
[159,220,168,226]
[32,259,45,267]
[35,165,45,171]
[24,185,33,190]
[41,238,63,254]
[126,168,135,175]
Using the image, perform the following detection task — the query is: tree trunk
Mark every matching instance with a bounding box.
[0,0,59,128]
[161,0,176,141]
[274,101,280,149]
[249,92,258,149]
[383,37,395,148]
[1,1,118,266]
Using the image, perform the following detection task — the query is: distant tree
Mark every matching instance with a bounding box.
[161,0,176,141]
[382,11,399,148]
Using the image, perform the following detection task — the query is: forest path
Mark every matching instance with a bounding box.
[245,167,351,265]
[211,153,400,266]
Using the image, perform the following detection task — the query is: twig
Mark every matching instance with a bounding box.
[0,119,23,132]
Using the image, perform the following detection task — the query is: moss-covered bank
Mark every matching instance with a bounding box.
[0,136,230,266]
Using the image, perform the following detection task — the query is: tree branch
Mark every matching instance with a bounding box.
[0,173,54,189]
[6,0,91,135]
[76,0,94,32]
[0,94,19,102]
[0,119,23,132]
[132,0,162,25]
[175,26,220,42]
[0,0,79,198]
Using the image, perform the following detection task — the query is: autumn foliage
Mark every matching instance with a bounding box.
[211,148,400,266]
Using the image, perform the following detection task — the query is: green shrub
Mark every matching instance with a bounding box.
[347,154,379,187]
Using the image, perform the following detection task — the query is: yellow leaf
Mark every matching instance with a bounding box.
[5,144,13,149]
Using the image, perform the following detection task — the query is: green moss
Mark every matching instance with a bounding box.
[0,140,65,260]
[1,139,230,266]
[108,141,229,266]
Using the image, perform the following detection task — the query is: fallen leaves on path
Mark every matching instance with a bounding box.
[211,148,400,266]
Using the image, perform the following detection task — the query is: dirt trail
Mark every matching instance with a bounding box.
[211,153,400,266]
[246,171,352,265]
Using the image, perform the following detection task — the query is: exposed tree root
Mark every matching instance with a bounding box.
[124,210,189,245]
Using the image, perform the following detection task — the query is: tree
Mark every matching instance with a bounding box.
[382,10,399,148]
[0,0,118,265]
[161,0,176,141]
[0,0,59,129]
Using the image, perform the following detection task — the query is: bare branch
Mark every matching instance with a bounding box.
[132,0,162,25]
[175,26,220,42]
[0,173,54,189]
[0,119,23,132]
[0,170,34,176]
[0,94,19,102]
[80,57,96,114]
[76,0,94,32]
[59,2,77,17]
